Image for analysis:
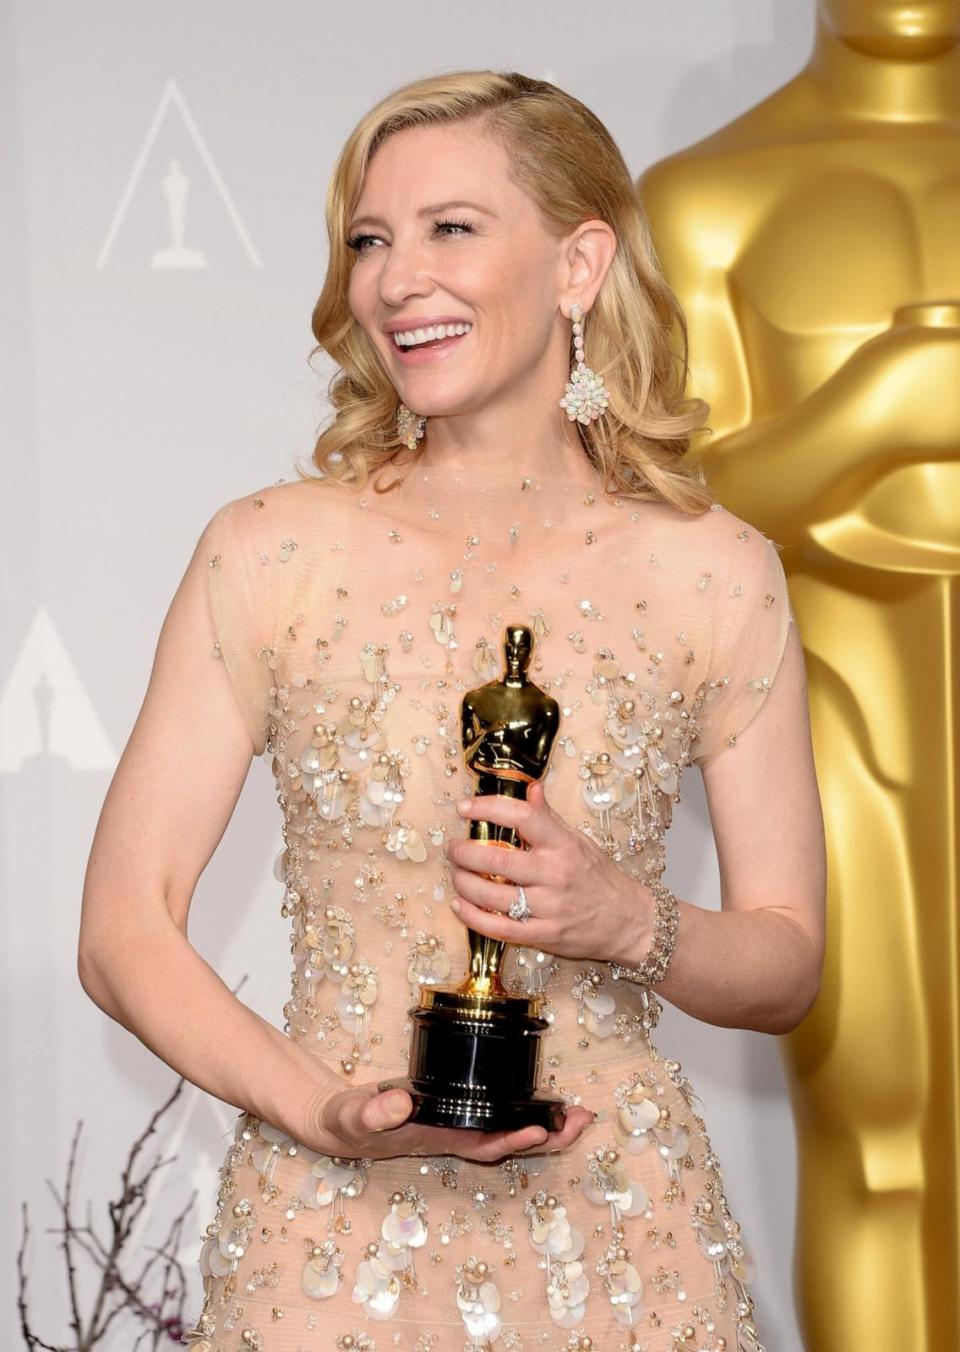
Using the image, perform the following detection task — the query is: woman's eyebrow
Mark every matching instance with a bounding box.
[348,199,497,231]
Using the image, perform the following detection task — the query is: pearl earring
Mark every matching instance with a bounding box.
[559,303,609,425]
[396,403,426,451]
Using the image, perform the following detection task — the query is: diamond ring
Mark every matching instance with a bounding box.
[507,885,532,923]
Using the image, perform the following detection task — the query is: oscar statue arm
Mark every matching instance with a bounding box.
[692,324,960,546]
[638,160,960,547]
[534,701,561,773]
[461,702,488,765]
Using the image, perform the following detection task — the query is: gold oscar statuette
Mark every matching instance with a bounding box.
[382,624,567,1131]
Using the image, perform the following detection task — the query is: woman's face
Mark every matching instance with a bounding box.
[346,123,571,422]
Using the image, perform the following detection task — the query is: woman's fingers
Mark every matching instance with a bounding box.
[543,1105,594,1151]
[466,1123,550,1161]
[450,891,544,946]
[360,1087,415,1133]
[502,1106,593,1157]
[389,1119,549,1162]
[455,789,559,849]
[451,864,545,916]
[320,1083,593,1166]
[325,1084,411,1141]
[449,871,532,916]
[450,839,541,888]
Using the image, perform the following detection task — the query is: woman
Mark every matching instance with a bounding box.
[79,70,826,1352]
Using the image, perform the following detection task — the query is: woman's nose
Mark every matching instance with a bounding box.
[377,240,433,306]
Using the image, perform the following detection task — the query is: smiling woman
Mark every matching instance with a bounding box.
[79,67,824,1352]
[304,70,716,503]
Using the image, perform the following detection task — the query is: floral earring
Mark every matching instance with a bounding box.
[397,403,426,451]
[559,302,609,425]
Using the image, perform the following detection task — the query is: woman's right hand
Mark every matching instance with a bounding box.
[301,1081,595,1163]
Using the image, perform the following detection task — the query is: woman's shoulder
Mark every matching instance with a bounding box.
[640,498,790,651]
[206,475,350,546]
[648,495,783,572]
[674,500,792,641]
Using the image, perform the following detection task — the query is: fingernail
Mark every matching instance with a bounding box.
[456,799,471,814]
[449,898,461,913]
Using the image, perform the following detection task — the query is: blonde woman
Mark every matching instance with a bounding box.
[79,70,825,1352]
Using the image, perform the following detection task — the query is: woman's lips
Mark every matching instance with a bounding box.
[391,330,470,366]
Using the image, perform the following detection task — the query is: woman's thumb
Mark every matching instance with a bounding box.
[364,1087,413,1132]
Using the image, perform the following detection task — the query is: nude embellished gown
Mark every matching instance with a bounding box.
[181,454,793,1352]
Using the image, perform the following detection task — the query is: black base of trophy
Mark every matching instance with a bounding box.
[380,987,566,1132]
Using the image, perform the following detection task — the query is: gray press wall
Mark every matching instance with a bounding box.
[0,3,817,1347]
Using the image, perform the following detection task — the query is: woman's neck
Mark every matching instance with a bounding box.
[410,408,599,487]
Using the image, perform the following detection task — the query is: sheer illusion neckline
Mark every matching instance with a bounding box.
[381,453,607,496]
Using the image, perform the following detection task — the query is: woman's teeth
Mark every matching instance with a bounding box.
[393,322,472,349]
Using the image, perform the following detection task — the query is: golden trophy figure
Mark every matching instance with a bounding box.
[637,1,960,1343]
[384,624,567,1131]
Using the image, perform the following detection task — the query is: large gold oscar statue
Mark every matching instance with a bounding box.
[637,2,960,1345]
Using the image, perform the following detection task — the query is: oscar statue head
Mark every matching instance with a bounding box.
[817,0,960,58]
[503,625,533,679]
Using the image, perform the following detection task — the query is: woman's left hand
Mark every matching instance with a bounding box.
[445,779,651,965]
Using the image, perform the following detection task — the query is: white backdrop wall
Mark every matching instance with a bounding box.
[1,2,818,1346]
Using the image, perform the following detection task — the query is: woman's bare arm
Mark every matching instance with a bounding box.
[617,621,827,1035]
[77,523,341,1139]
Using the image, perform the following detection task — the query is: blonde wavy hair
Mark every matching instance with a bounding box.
[299,69,715,512]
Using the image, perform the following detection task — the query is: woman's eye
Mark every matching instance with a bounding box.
[433,218,474,238]
[346,219,474,254]
[346,233,381,253]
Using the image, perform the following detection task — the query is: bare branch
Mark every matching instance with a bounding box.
[62,1120,86,1347]
[16,1201,71,1352]
[18,981,259,1348]
[17,1076,198,1351]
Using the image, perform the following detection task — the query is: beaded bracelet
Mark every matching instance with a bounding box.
[609,876,681,988]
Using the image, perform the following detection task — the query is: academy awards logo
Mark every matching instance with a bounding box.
[0,606,116,771]
[96,78,261,271]
[151,157,207,270]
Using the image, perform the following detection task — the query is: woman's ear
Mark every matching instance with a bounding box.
[561,218,617,310]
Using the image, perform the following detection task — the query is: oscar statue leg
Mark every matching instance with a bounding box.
[782,581,956,1349]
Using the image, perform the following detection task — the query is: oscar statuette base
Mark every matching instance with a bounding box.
[380,986,567,1133]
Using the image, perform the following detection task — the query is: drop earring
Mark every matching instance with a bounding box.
[397,403,426,451]
[559,303,609,425]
